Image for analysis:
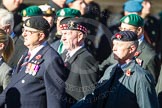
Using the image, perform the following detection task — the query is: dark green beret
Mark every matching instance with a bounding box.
[56,8,81,18]
[60,17,88,34]
[24,16,50,31]
[120,14,144,27]
[111,31,138,41]
[21,5,43,17]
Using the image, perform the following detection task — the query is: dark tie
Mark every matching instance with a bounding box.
[21,52,31,67]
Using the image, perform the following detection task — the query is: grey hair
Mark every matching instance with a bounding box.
[0,8,14,31]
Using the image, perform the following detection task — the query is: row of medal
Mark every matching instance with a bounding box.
[25,61,40,76]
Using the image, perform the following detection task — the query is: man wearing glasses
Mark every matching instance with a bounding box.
[0,16,68,108]
[99,14,160,84]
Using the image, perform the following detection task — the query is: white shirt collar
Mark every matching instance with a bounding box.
[138,34,144,45]
[28,41,47,61]
[68,44,84,57]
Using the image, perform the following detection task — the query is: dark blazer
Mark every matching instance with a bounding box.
[61,47,99,104]
[0,44,68,108]
[72,60,159,108]
[99,40,161,82]
[135,40,160,82]
[50,39,60,51]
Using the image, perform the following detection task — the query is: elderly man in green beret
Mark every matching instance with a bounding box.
[128,0,161,55]
[50,8,81,54]
[100,14,161,84]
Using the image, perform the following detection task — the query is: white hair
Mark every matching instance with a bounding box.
[0,8,14,31]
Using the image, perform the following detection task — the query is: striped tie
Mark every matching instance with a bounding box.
[64,52,70,62]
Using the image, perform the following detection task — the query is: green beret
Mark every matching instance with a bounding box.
[120,14,144,27]
[56,8,81,18]
[21,5,43,17]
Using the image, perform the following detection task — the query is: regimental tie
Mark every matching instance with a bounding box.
[21,52,31,67]
[64,52,70,62]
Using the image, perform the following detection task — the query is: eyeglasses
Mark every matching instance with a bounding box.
[118,27,137,32]
[22,28,42,35]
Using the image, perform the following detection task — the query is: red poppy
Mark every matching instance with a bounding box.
[126,69,131,76]
[35,55,42,60]
[134,51,141,57]
[115,33,122,39]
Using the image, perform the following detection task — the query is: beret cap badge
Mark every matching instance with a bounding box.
[23,10,27,17]
[115,33,122,39]
[46,8,52,14]
[26,20,30,27]
[68,21,75,28]
[60,9,65,16]
[124,17,130,23]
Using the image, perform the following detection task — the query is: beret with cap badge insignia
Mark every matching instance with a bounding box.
[26,20,30,27]
[60,17,88,34]
[111,31,138,41]
[120,14,144,27]
[24,16,50,31]
[56,8,81,18]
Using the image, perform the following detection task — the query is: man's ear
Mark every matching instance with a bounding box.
[0,43,5,50]
[137,27,143,36]
[77,32,84,42]
[3,24,11,34]
[38,32,46,41]
[129,45,136,53]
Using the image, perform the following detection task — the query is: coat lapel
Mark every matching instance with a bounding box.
[15,51,28,73]
[68,47,86,64]
[10,44,51,86]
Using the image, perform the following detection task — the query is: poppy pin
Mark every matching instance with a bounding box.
[125,69,132,76]
[115,33,122,39]
[134,51,141,57]
[35,55,42,60]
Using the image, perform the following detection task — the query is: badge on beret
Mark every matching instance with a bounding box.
[60,9,65,16]
[68,21,75,28]
[124,17,130,24]
[26,20,30,27]
[22,10,27,17]
[45,8,53,15]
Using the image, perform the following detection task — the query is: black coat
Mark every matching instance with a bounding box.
[61,47,99,106]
